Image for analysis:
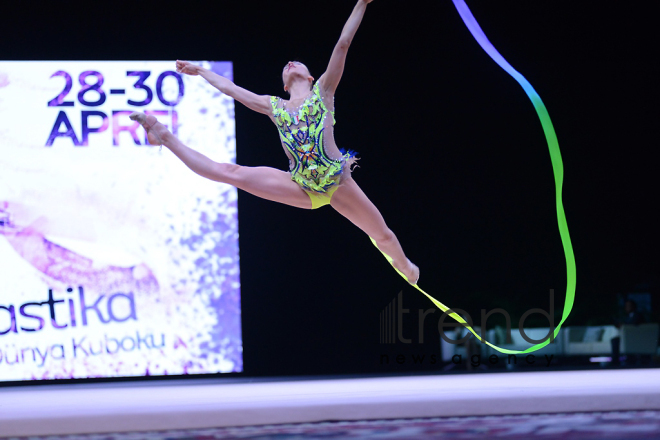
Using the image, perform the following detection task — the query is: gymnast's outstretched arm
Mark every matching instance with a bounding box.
[319,0,373,94]
[162,61,271,181]
[175,60,272,115]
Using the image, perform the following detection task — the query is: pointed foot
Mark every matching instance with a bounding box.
[129,111,146,124]
[408,263,420,286]
[130,112,167,146]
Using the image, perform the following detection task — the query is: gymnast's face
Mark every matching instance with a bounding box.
[282,61,313,93]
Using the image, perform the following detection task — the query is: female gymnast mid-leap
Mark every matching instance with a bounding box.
[130,0,420,285]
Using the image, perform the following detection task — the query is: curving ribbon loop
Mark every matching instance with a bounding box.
[370,0,576,355]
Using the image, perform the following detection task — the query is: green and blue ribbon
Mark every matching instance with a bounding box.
[371,1,576,354]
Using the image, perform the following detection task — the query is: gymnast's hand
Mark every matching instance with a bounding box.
[176,60,201,76]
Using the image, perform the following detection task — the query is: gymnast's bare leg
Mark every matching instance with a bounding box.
[331,177,419,284]
[130,112,312,210]
[130,113,419,283]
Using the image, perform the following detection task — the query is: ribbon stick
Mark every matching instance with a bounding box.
[371,1,576,355]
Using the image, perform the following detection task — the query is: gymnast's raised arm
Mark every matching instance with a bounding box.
[176,60,272,115]
[319,0,373,95]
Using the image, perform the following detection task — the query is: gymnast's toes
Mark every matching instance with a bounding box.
[129,111,146,124]
[408,263,420,285]
[130,112,167,146]
[400,260,420,285]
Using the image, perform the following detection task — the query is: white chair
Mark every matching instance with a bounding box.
[562,325,619,355]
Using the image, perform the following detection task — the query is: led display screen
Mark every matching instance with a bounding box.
[0,61,242,381]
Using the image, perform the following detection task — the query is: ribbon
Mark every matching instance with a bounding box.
[370,0,576,355]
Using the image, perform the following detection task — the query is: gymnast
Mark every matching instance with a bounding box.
[130,0,420,285]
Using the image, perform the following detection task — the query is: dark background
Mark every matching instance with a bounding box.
[1,0,657,378]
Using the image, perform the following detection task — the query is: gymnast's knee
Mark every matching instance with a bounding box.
[373,228,396,245]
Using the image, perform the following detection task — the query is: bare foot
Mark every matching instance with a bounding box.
[407,262,420,285]
[394,259,420,285]
[129,112,170,146]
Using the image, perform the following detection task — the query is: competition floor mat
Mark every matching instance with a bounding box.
[8,411,660,440]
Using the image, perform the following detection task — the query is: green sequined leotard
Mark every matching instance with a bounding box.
[271,81,358,208]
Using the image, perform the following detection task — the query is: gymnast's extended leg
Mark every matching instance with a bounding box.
[330,176,420,284]
[131,112,312,210]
